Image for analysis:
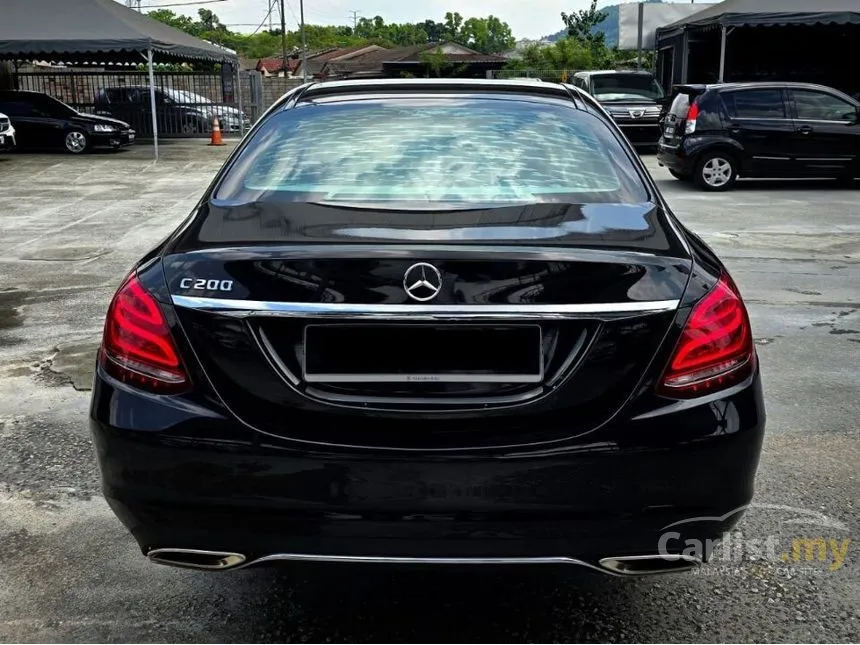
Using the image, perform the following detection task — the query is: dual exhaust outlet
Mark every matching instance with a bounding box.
[146,548,701,576]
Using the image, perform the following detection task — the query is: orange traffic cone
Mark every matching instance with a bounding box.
[208,117,224,146]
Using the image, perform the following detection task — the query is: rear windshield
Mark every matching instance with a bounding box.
[215,97,648,207]
[668,92,693,117]
[591,74,665,101]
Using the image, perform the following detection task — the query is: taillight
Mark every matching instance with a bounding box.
[658,273,754,398]
[684,101,699,134]
[99,274,189,393]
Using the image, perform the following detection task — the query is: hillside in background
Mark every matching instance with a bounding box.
[545,0,664,47]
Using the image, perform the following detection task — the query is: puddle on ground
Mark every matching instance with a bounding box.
[0,289,26,332]
[47,340,99,391]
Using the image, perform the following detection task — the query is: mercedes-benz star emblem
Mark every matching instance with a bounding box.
[403,262,442,302]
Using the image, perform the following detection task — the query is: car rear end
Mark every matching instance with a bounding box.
[657,85,723,175]
[90,80,765,575]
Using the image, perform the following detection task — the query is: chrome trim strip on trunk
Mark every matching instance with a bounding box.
[170,295,680,319]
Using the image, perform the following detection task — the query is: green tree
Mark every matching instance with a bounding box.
[147,9,200,35]
[420,46,448,77]
[422,20,446,41]
[561,0,608,50]
[443,11,465,42]
[146,9,517,60]
[461,15,515,53]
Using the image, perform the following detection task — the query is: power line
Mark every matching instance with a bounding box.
[280,0,288,71]
[299,0,307,81]
[249,0,276,34]
[348,9,360,29]
[283,0,301,25]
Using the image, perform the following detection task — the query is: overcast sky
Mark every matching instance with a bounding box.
[137,0,704,40]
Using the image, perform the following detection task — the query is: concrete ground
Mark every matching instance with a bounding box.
[0,141,858,643]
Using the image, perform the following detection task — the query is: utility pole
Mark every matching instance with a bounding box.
[268,0,275,32]
[300,0,308,82]
[349,10,360,30]
[279,0,288,76]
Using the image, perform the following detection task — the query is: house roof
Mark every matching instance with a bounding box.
[256,56,300,73]
[302,44,386,75]
[395,53,507,64]
[325,42,504,75]
[0,0,235,63]
[659,0,860,35]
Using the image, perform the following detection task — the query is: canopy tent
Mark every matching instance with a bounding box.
[656,0,860,86]
[659,0,860,36]
[0,0,238,158]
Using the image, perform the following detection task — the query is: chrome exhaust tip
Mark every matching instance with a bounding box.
[598,554,701,576]
[147,548,247,571]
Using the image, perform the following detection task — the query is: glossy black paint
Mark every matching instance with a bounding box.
[658,82,860,180]
[90,80,766,567]
[162,247,690,305]
[0,90,134,151]
[92,372,764,561]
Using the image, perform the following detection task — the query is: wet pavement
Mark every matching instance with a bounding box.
[0,142,858,642]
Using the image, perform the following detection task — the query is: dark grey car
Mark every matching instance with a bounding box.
[571,70,666,147]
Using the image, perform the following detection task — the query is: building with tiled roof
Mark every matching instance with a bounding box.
[321,42,507,79]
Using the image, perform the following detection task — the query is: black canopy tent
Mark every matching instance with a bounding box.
[656,0,860,90]
[0,0,238,158]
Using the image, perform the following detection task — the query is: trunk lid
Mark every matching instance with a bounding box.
[161,201,691,449]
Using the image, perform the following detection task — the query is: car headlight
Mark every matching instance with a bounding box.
[93,124,117,133]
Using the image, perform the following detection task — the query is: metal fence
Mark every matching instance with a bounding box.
[15,70,246,137]
[13,69,305,137]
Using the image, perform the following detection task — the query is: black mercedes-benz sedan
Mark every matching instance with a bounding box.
[90,79,765,576]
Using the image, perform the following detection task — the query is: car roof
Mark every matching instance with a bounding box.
[301,77,568,92]
[286,78,600,111]
[679,81,850,93]
[574,70,655,77]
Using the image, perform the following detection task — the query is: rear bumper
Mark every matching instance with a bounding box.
[90,369,766,569]
[657,142,695,174]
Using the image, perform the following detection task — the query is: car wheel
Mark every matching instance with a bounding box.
[668,169,691,181]
[182,121,200,134]
[64,130,88,154]
[694,152,738,191]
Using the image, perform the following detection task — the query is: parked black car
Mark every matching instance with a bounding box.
[90,79,765,576]
[572,70,666,147]
[94,86,250,136]
[0,90,134,154]
[658,82,860,191]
